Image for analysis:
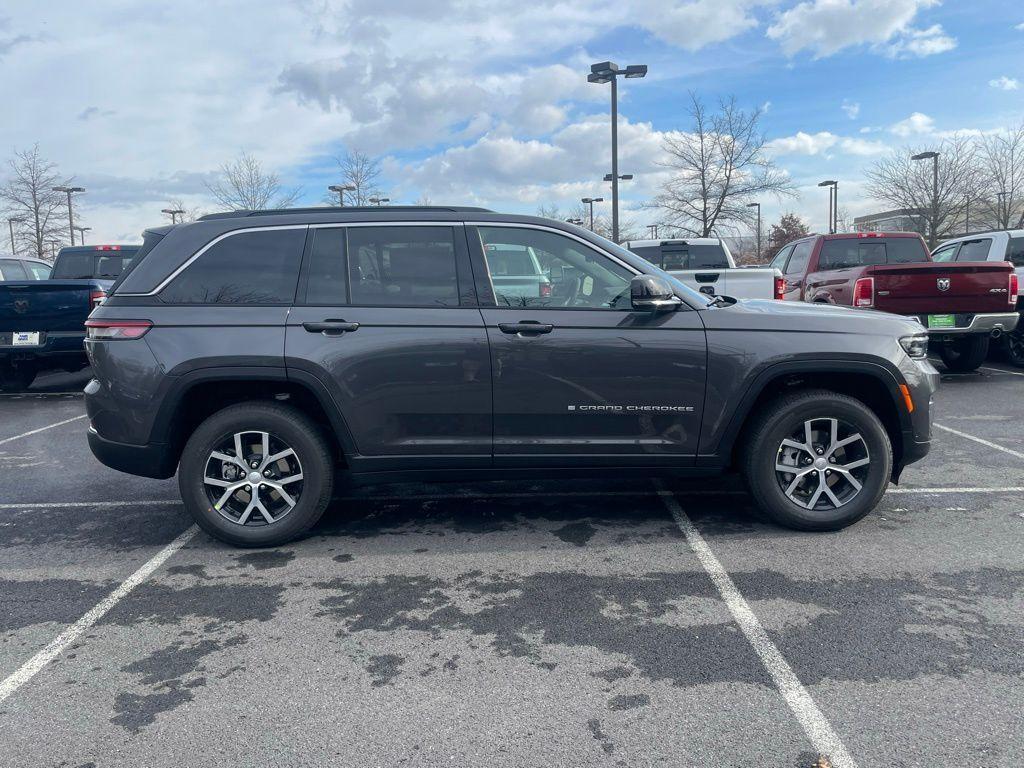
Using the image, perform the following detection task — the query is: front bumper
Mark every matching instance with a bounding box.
[87,427,178,479]
[916,312,1019,337]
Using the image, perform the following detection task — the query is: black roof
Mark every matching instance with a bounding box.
[198,205,492,221]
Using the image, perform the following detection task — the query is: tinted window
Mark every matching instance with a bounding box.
[818,238,927,270]
[95,255,131,279]
[485,246,540,276]
[769,245,793,271]
[51,253,93,279]
[0,259,28,280]
[885,238,929,263]
[160,229,304,304]
[26,262,51,279]
[1006,237,1024,268]
[479,226,633,309]
[305,227,348,304]
[786,241,812,275]
[628,245,660,266]
[685,244,729,269]
[955,238,991,262]
[628,243,729,270]
[348,226,458,307]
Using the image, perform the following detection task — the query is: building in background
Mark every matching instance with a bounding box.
[853,208,927,235]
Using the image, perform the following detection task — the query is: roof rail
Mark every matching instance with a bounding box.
[197,205,493,221]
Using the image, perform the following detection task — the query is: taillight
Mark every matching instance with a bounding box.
[1010,273,1019,307]
[853,277,874,308]
[85,319,152,340]
[89,289,107,309]
[539,282,552,298]
[94,245,121,251]
[774,275,786,300]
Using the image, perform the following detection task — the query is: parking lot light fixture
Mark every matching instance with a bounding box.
[53,186,85,245]
[73,226,91,245]
[581,197,604,230]
[328,184,357,206]
[818,181,837,234]
[161,208,185,224]
[589,60,647,244]
[369,197,390,206]
[7,217,25,255]
[746,202,761,260]
[911,151,939,247]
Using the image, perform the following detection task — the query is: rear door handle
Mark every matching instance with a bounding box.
[498,321,553,335]
[303,320,360,334]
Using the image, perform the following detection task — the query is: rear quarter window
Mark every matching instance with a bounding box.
[159,228,305,304]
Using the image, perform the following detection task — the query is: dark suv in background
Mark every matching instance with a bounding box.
[85,207,937,546]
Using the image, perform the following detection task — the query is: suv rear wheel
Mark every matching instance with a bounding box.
[1000,321,1024,368]
[937,335,989,373]
[178,401,334,547]
[742,389,892,531]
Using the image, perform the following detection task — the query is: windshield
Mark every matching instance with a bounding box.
[588,233,713,308]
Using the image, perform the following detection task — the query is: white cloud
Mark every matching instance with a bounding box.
[632,0,765,51]
[841,100,860,119]
[766,0,954,59]
[890,112,935,137]
[767,131,839,155]
[885,24,956,58]
[989,76,1020,91]
[838,137,889,156]
[1016,22,1024,31]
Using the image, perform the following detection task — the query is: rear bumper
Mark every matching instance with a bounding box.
[917,312,1019,336]
[87,427,177,479]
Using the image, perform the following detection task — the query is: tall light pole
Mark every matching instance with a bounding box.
[581,197,603,231]
[817,181,837,234]
[911,151,939,247]
[588,61,647,244]
[996,190,1008,228]
[7,217,24,255]
[328,184,356,206]
[53,186,85,245]
[746,202,761,261]
[73,226,91,245]
[47,239,60,259]
[647,224,659,239]
[161,208,185,224]
[369,197,390,206]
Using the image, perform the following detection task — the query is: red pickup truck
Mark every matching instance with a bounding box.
[770,232,1019,372]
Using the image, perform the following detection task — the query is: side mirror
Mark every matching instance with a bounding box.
[631,275,682,312]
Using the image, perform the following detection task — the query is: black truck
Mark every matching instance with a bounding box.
[84,207,938,546]
[0,245,138,390]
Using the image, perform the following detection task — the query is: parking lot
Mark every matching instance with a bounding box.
[0,363,1021,767]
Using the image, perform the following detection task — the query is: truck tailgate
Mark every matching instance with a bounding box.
[869,261,1013,314]
[0,282,92,333]
[668,267,780,299]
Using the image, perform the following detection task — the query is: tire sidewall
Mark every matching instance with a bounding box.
[179,405,333,547]
[750,397,891,530]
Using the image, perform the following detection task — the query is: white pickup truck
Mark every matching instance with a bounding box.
[623,238,783,300]
[932,229,1024,366]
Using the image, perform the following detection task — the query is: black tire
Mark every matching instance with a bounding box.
[937,335,989,373]
[999,315,1024,368]
[0,362,37,392]
[178,401,335,547]
[742,389,892,532]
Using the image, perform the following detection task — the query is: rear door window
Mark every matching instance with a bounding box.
[954,238,992,262]
[160,228,305,304]
[348,226,459,307]
[1006,237,1024,268]
[769,245,793,271]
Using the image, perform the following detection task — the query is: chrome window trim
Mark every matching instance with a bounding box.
[309,221,464,229]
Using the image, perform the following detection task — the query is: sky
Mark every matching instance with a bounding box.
[1,0,1022,244]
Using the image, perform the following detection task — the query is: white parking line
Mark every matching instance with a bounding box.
[934,423,1024,461]
[980,366,1024,378]
[0,414,87,446]
[0,525,197,704]
[656,483,857,768]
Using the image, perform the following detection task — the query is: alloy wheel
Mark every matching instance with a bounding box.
[774,417,870,511]
[202,430,304,526]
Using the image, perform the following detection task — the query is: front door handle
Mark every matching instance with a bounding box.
[498,321,553,335]
[303,320,360,335]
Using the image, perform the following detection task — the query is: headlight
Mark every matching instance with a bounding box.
[899,333,929,359]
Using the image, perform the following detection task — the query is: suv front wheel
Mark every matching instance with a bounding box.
[178,402,335,547]
[743,390,892,531]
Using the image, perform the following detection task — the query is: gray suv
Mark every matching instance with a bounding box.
[85,207,938,546]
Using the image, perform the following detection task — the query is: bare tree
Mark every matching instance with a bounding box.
[975,121,1024,229]
[0,145,69,259]
[651,94,794,237]
[865,136,980,247]
[205,152,300,211]
[324,150,382,206]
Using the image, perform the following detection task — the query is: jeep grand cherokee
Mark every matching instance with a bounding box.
[84,207,938,546]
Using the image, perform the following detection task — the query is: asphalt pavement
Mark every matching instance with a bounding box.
[0,363,1022,767]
